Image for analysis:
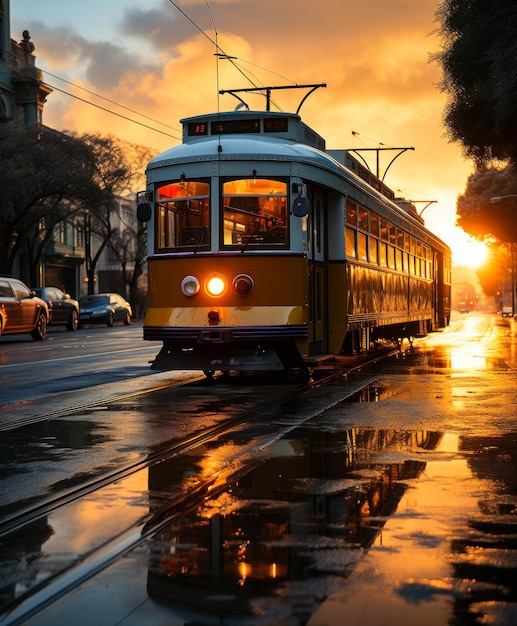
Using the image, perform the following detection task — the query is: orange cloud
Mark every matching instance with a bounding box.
[19,0,475,262]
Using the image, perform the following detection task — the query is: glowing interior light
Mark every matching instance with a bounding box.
[206,275,226,297]
[181,275,200,296]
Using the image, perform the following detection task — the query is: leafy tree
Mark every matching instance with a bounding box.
[476,243,513,304]
[0,122,96,281]
[456,165,517,244]
[435,1,517,165]
[78,134,133,295]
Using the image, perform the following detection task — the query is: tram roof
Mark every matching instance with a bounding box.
[148,133,339,169]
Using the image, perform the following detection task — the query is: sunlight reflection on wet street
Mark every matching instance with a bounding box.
[10,313,517,626]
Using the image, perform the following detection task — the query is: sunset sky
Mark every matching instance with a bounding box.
[12,0,486,267]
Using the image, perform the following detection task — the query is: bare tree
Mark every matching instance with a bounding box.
[105,141,155,311]
[78,134,135,295]
[0,123,96,281]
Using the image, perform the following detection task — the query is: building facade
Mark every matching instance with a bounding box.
[0,2,145,306]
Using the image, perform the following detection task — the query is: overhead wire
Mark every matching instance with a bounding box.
[167,0,284,111]
[41,68,181,134]
[0,52,181,141]
[45,83,181,140]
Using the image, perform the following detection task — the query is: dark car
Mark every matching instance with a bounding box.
[32,287,80,331]
[0,276,49,340]
[79,293,132,327]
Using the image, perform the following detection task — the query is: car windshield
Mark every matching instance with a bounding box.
[80,296,109,306]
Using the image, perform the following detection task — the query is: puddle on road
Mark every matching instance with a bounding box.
[143,425,517,625]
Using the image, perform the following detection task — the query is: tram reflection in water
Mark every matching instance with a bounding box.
[145,427,439,621]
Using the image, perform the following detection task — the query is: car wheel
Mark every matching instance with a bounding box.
[123,312,131,325]
[67,309,79,331]
[31,312,48,340]
[107,312,114,327]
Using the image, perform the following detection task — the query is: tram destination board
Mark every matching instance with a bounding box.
[187,116,289,136]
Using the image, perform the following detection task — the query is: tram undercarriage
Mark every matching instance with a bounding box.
[341,319,429,355]
[150,339,305,373]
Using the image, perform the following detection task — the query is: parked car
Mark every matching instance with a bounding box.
[32,287,80,331]
[0,276,49,340]
[79,293,132,327]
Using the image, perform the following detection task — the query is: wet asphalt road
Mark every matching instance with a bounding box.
[0,312,516,625]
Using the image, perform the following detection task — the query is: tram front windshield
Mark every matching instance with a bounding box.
[222,178,288,249]
[156,180,210,251]
[155,177,288,252]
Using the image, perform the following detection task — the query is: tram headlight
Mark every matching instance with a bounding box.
[205,274,227,297]
[233,274,254,296]
[181,275,200,296]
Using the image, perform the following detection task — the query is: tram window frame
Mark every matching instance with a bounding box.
[155,179,210,252]
[220,177,289,250]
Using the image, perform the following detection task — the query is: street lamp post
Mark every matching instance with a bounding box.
[490,195,517,315]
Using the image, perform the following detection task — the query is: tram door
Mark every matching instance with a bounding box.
[307,189,328,355]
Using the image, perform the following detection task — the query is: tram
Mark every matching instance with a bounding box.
[137,96,451,375]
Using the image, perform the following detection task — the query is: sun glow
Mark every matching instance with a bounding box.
[449,230,489,269]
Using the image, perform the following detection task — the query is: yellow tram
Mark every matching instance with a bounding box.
[137,106,451,374]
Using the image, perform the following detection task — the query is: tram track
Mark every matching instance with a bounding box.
[0,374,208,432]
[0,352,382,536]
[0,352,391,626]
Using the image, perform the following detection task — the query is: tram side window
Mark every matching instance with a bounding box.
[221,178,288,249]
[345,227,356,257]
[346,199,357,226]
[370,213,379,237]
[380,219,389,241]
[358,207,369,231]
[358,232,368,262]
[156,180,210,251]
[379,242,388,267]
[369,237,378,264]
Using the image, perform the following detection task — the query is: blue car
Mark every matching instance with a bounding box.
[79,293,132,327]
